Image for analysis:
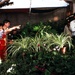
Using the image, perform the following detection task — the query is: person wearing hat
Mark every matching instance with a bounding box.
[69,13,75,45]
[64,13,74,37]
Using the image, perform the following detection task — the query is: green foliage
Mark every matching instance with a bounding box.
[0,31,74,75]
[50,33,73,49]
[8,32,73,58]
[1,50,75,75]
[20,22,57,37]
[0,59,15,75]
[7,36,31,57]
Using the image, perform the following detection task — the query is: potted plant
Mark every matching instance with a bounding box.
[50,33,73,54]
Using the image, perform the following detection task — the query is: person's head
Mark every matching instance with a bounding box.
[3,19,10,28]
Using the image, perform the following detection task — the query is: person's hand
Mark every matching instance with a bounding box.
[15,25,21,29]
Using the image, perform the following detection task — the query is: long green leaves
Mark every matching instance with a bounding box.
[7,33,73,58]
[51,33,72,49]
[8,37,31,57]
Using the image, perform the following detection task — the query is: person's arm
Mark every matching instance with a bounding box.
[6,25,21,33]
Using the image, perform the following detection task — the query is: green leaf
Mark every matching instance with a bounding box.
[45,69,51,75]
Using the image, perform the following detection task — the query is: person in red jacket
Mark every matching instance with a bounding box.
[0,20,21,61]
[0,23,6,61]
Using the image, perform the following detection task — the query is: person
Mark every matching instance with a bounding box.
[0,23,6,61]
[64,13,75,45]
[64,15,72,37]
[64,22,72,37]
[0,19,21,61]
[69,13,75,45]
[2,19,20,34]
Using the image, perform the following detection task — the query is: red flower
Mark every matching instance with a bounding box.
[35,66,39,69]
[38,44,40,47]
[35,66,45,72]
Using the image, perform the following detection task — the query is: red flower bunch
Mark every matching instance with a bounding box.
[35,65,45,72]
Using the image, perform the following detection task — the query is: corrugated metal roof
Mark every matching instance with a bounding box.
[0,0,69,9]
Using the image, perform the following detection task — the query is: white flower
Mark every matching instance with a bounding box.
[7,67,13,73]
[7,64,16,73]
[43,44,46,46]
[53,48,56,51]
[57,48,60,52]
[12,64,16,67]
[56,46,59,49]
